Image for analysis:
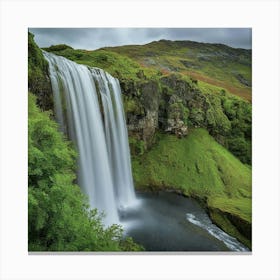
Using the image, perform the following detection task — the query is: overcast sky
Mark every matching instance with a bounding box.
[29,28,252,50]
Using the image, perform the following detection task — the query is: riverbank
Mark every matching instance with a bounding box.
[121,191,249,251]
[132,128,252,249]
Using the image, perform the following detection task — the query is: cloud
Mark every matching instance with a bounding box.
[29,28,252,50]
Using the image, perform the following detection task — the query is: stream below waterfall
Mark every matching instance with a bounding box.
[120,192,249,252]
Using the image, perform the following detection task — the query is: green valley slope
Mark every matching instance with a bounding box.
[103,40,252,101]
[132,128,251,248]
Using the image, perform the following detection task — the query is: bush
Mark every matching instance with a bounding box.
[168,102,189,124]
[227,137,251,164]
[28,32,53,110]
[129,137,146,156]
[45,44,73,52]
[28,93,143,251]
[221,94,251,164]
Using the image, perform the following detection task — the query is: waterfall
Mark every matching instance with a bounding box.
[43,51,136,226]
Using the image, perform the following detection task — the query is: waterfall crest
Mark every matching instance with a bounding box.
[43,51,136,226]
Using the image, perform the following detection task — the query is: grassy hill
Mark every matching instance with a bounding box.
[132,128,251,247]
[102,40,252,101]
[44,39,252,101]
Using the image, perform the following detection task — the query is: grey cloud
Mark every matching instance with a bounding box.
[29,28,251,50]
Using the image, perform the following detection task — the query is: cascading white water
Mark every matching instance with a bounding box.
[43,51,136,226]
[91,68,136,209]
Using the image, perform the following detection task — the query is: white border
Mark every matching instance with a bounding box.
[1,0,280,279]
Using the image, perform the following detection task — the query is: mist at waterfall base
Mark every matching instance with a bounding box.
[121,192,248,251]
[44,52,248,252]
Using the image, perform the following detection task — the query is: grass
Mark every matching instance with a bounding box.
[132,128,252,247]
[104,39,252,101]
[182,70,251,101]
[133,128,251,200]
[44,39,251,102]
[43,47,159,82]
[208,197,251,223]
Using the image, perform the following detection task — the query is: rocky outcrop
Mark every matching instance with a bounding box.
[164,95,188,137]
[121,71,251,164]
[122,79,160,149]
[122,73,229,149]
[122,75,197,146]
[165,118,188,137]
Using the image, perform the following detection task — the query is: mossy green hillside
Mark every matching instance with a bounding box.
[132,128,251,247]
[28,32,53,110]
[43,46,159,82]
[28,32,48,88]
[44,39,251,100]
[103,40,252,101]
[158,73,252,164]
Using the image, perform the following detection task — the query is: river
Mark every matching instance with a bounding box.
[120,192,249,252]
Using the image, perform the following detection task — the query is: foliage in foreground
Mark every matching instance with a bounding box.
[28,93,143,251]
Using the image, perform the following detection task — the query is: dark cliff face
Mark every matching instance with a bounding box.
[121,76,192,152]
[121,79,160,149]
[121,75,195,146]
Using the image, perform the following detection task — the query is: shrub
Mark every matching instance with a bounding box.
[28,93,143,251]
[45,44,73,52]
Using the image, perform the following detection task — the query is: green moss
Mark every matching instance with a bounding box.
[189,108,205,126]
[129,137,146,156]
[28,32,53,110]
[221,94,252,164]
[209,208,251,248]
[208,197,251,223]
[198,80,228,95]
[205,93,232,136]
[45,44,73,51]
[123,96,144,115]
[188,78,251,164]
[44,47,159,82]
[132,128,251,246]
[169,102,189,124]
[133,128,251,196]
